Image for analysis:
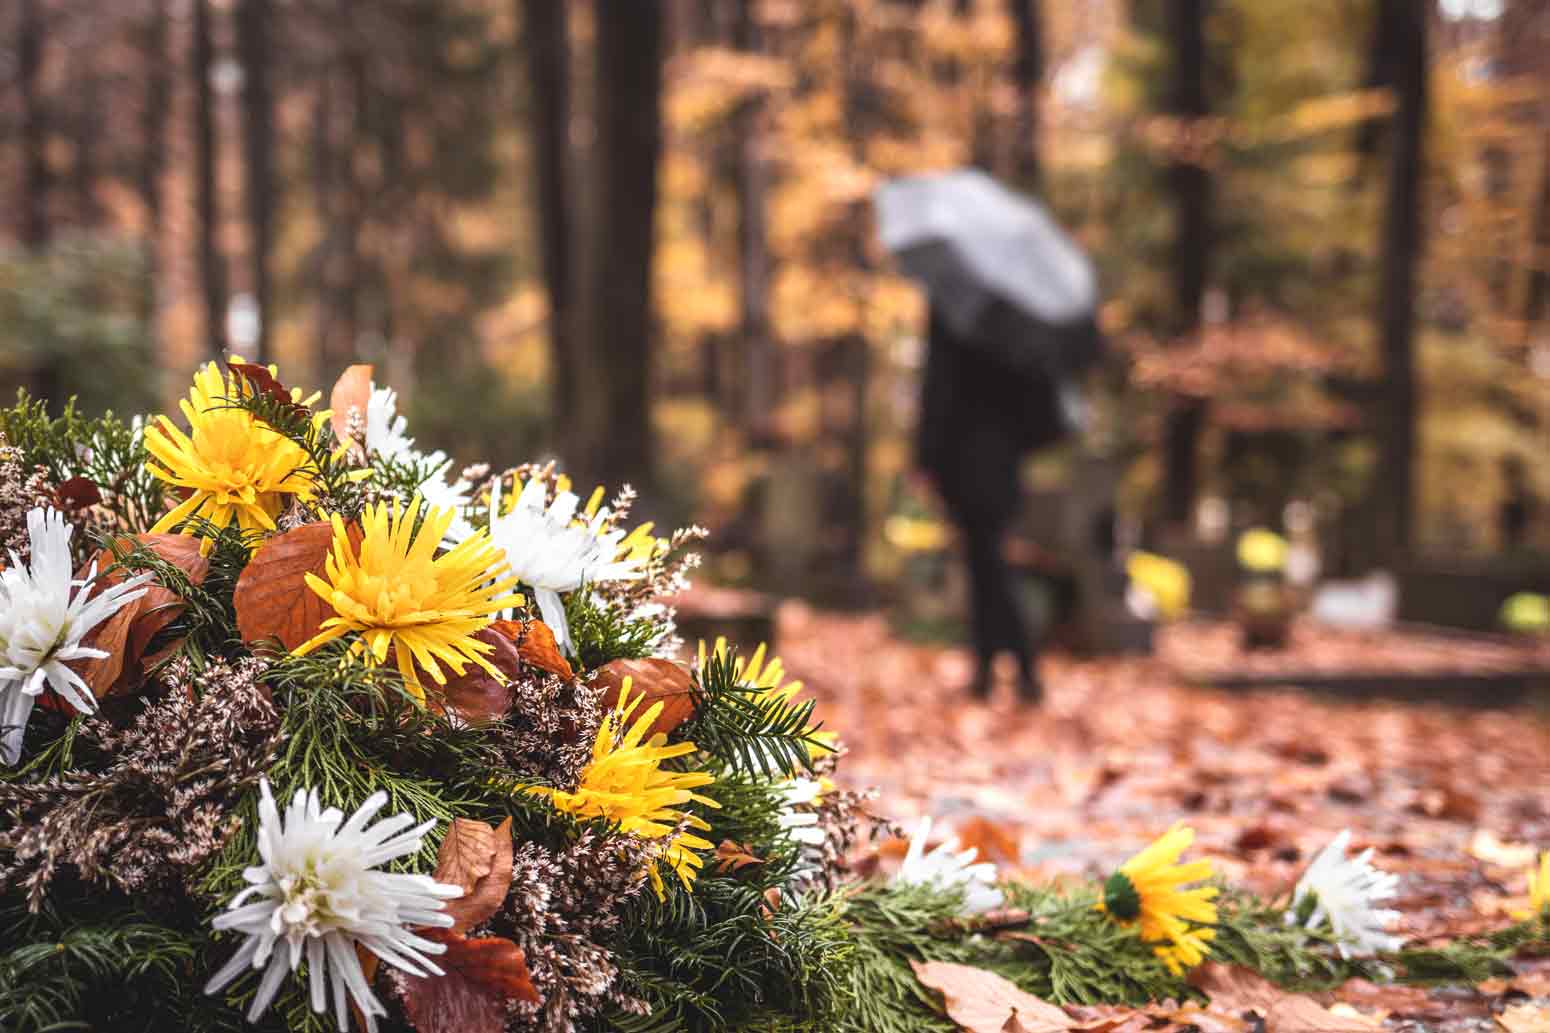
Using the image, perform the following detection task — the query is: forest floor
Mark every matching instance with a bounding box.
[774,603,1550,1031]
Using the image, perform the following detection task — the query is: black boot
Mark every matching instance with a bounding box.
[970,658,994,701]
[1015,656,1043,705]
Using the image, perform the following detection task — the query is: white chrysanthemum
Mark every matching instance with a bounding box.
[364,383,475,545]
[365,385,417,463]
[0,506,151,765]
[486,477,647,656]
[205,780,463,1032]
[778,778,827,848]
[894,816,1004,914]
[1287,829,1404,958]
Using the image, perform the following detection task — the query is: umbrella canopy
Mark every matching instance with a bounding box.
[875,168,1102,376]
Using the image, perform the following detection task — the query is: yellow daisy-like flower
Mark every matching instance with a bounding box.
[145,362,321,553]
[293,495,520,701]
[1514,852,1550,922]
[528,679,719,899]
[1098,822,1220,975]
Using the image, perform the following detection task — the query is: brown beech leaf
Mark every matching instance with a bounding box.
[436,628,520,723]
[1189,963,1353,1032]
[433,817,514,934]
[234,521,360,651]
[54,476,102,510]
[65,533,212,700]
[714,840,767,874]
[227,360,306,418]
[910,960,1071,1033]
[591,657,697,738]
[329,363,374,443]
[490,619,574,680]
[399,931,539,1033]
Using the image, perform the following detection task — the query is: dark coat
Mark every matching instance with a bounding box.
[916,305,1063,524]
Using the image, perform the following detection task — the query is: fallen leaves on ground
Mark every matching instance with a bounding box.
[757,602,1550,1033]
[911,960,1072,1032]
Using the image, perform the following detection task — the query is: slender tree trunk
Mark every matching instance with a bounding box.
[136,0,171,326]
[139,0,171,238]
[733,0,775,442]
[1161,0,1212,528]
[237,0,274,362]
[192,0,229,357]
[1008,0,1043,190]
[1525,131,1550,330]
[585,1,664,492]
[522,0,577,443]
[1375,0,1428,556]
[73,73,102,226]
[19,0,49,249]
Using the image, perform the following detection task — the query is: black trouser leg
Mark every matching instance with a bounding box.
[961,516,1032,688]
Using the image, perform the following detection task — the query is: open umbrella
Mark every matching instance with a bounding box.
[874,168,1102,378]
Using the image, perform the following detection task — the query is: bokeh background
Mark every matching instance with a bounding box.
[2,0,1549,636]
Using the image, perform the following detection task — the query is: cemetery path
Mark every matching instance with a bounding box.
[774,602,1550,1030]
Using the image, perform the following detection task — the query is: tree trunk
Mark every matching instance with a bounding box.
[522,0,577,444]
[192,0,229,357]
[732,0,775,442]
[584,1,665,492]
[237,0,274,362]
[18,0,49,249]
[1525,131,1550,331]
[1161,0,1212,528]
[1007,0,1043,190]
[1375,0,1428,557]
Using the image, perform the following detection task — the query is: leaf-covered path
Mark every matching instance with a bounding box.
[775,604,1550,1028]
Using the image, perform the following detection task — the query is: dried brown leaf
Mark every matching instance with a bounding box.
[436,628,520,723]
[1189,963,1354,1033]
[490,619,574,680]
[433,817,513,934]
[714,840,767,874]
[591,657,696,737]
[399,930,539,1033]
[329,363,374,443]
[234,521,360,651]
[910,960,1071,1033]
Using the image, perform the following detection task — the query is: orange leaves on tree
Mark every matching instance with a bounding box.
[590,657,697,739]
[233,521,361,652]
[398,817,539,1033]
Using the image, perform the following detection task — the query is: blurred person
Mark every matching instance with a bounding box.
[916,305,1064,704]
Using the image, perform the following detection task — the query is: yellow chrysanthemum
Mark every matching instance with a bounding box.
[145,362,321,553]
[294,495,520,701]
[1514,852,1550,922]
[528,680,719,899]
[1098,822,1220,975]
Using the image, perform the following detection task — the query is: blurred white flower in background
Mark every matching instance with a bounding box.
[894,816,1004,914]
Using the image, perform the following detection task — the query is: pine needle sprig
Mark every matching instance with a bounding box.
[682,648,829,780]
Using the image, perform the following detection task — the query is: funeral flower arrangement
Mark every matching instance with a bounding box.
[1,361,1545,1033]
